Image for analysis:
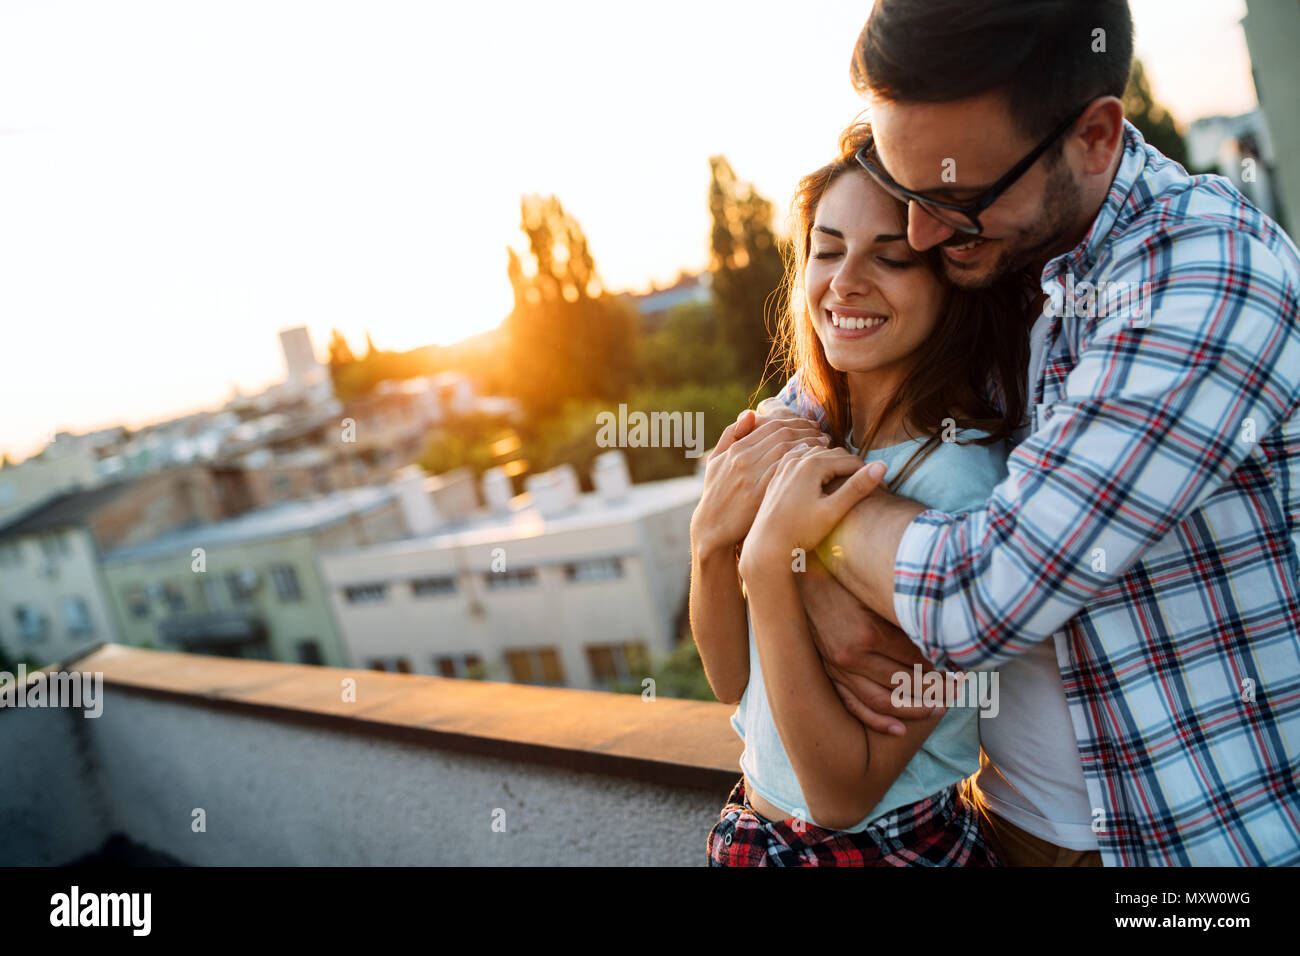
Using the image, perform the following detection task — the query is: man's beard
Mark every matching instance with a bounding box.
[941,158,1083,289]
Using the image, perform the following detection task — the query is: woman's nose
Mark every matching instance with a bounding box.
[830,260,871,299]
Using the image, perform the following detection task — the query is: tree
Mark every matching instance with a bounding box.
[1123,58,1189,168]
[326,329,357,398]
[503,195,639,421]
[708,157,787,387]
[638,301,737,388]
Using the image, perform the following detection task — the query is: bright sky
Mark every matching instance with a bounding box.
[0,0,1258,462]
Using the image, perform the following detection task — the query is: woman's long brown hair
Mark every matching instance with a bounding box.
[764,119,1035,488]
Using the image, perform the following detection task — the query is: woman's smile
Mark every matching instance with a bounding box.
[824,307,891,338]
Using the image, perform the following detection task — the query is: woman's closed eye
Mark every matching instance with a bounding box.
[811,249,915,268]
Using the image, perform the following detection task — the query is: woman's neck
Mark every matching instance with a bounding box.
[845,365,914,450]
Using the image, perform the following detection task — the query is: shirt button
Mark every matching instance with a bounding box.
[724,833,732,846]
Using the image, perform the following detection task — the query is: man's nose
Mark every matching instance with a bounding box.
[907,201,957,252]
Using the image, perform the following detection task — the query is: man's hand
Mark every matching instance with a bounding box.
[796,550,941,735]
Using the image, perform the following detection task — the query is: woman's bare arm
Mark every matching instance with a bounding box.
[741,548,943,828]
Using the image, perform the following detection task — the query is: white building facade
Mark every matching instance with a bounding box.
[320,467,701,690]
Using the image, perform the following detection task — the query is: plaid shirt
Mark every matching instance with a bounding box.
[779,121,1300,865]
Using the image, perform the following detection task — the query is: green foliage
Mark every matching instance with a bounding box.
[608,635,716,702]
[417,412,520,478]
[708,156,788,387]
[638,301,737,388]
[328,331,442,405]
[503,195,641,422]
[1124,58,1189,168]
[522,381,754,485]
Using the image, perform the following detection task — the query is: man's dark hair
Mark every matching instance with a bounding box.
[852,0,1133,144]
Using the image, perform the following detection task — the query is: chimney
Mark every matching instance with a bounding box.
[525,464,579,517]
[592,450,631,503]
[482,466,514,515]
[393,465,440,536]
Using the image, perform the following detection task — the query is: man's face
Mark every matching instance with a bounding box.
[868,90,1085,288]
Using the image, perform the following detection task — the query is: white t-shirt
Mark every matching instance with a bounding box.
[971,310,1099,850]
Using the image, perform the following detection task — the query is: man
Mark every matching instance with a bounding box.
[748,0,1300,866]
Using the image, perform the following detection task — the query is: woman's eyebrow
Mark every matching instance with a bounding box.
[812,225,907,243]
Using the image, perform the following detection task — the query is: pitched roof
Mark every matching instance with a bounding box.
[0,479,138,541]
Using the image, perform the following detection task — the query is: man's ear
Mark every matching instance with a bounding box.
[1076,97,1125,176]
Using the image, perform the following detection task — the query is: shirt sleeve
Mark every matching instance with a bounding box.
[770,370,828,428]
[893,223,1300,671]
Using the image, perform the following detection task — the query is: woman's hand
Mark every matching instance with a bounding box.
[740,445,886,579]
[690,409,829,560]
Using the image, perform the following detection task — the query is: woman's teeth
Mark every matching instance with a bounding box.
[829,311,887,330]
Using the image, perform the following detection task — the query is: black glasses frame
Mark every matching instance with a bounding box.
[854,102,1092,235]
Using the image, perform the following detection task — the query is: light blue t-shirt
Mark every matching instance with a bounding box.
[730,428,1009,830]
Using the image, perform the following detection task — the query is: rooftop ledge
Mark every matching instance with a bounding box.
[44,643,743,792]
[3,644,746,865]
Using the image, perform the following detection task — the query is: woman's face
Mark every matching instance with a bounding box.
[805,170,946,376]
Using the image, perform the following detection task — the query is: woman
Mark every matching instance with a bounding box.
[689,119,1034,865]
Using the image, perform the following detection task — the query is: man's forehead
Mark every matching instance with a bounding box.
[868,93,1025,188]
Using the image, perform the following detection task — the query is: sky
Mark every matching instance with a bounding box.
[0,0,1260,462]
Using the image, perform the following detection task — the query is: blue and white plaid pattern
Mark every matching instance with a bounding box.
[779,122,1300,866]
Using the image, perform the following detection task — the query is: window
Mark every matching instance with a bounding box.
[226,570,256,606]
[0,541,22,568]
[564,557,624,583]
[411,575,457,598]
[367,656,412,673]
[162,581,187,613]
[484,568,538,591]
[271,564,302,602]
[504,647,565,686]
[201,576,225,612]
[126,586,150,619]
[15,605,48,644]
[62,597,94,637]
[273,474,292,498]
[435,653,483,679]
[295,640,323,665]
[586,642,649,683]
[40,533,71,560]
[344,583,388,604]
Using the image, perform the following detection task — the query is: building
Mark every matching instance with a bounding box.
[278,325,327,386]
[1186,110,1282,222]
[0,466,239,667]
[320,452,700,690]
[0,427,127,528]
[100,484,406,666]
[1241,0,1300,233]
[619,271,713,329]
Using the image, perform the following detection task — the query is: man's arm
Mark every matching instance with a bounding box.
[815,227,1300,672]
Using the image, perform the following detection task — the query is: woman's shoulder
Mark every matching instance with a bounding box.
[891,429,1009,514]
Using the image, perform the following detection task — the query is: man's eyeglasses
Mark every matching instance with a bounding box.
[854,103,1091,236]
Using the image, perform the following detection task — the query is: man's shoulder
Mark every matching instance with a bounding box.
[1109,155,1300,286]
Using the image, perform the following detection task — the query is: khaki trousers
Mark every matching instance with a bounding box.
[959,777,1104,867]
